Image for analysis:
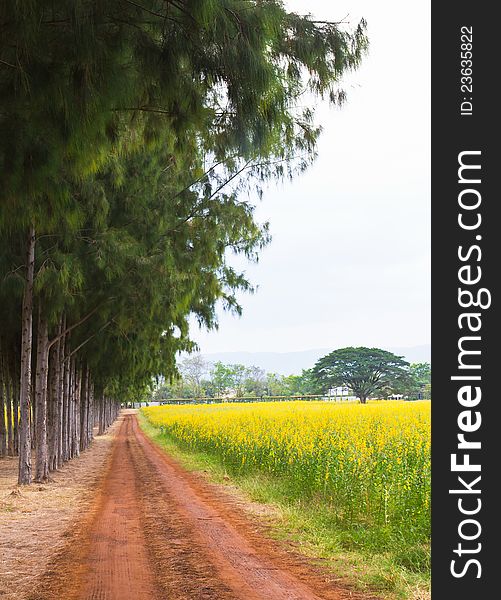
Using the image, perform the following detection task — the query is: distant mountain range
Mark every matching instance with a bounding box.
[202,344,431,375]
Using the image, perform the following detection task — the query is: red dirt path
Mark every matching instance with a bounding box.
[30,413,377,600]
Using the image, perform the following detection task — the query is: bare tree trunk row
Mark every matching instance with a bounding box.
[1,318,119,482]
[98,393,119,435]
[1,229,120,483]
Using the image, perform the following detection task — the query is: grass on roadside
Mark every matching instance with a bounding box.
[137,411,430,600]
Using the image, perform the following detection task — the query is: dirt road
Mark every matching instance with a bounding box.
[31,413,374,600]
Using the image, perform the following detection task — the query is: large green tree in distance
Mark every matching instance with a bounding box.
[312,348,411,403]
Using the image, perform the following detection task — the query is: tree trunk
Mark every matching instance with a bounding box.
[13,379,19,455]
[31,363,36,449]
[47,349,56,471]
[79,365,87,452]
[0,372,6,457]
[62,342,70,462]
[34,309,49,483]
[360,395,367,404]
[71,361,80,458]
[87,380,94,446]
[57,321,65,466]
[48,330,61,471]
[68,358,74,459]
[18,224,35,485]
[98,392,105,435]
[6,372,14,456]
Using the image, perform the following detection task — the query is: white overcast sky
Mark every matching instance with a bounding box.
[190,0,431,354]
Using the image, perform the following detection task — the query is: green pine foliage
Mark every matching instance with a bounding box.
[1,2,368,470]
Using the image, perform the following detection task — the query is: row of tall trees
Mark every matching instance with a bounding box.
[0,1,368,483]
[151,353,431,402]
[152,355,321,399]
[1,339,118,476]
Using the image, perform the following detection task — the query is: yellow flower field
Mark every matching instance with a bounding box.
[142,400,430,548]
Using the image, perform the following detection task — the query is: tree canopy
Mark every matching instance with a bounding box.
[311,347,411,403]
[151,357,322,400]
[0,1,368,482]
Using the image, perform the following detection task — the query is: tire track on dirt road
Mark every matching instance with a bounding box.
[77,415,160,600]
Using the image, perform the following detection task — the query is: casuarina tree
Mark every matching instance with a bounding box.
[1,1,368,483]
